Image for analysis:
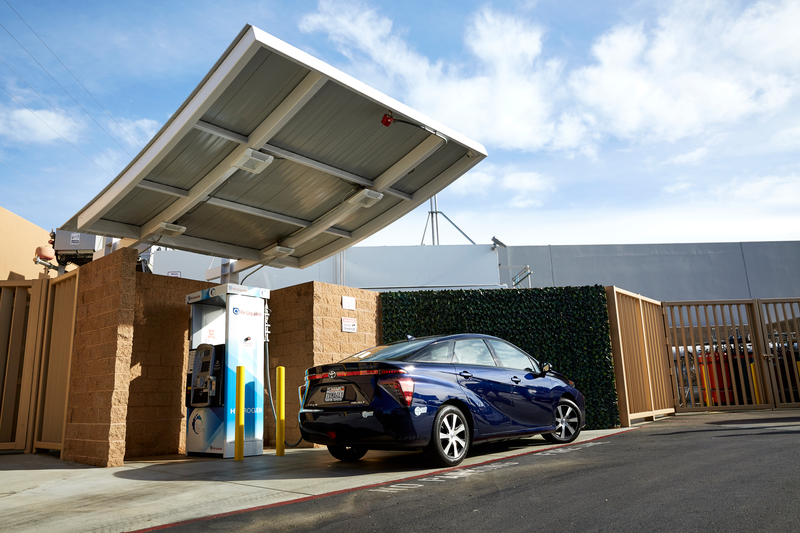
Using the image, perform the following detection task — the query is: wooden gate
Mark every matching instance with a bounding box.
[758,299,800,408]
[606,287,675,427]
[664,298,800,411]
[33,270,79,455]
[0,271,79,454]
[663,300,771,411]
[0,278,48,451]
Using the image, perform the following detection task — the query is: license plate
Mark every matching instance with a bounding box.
[325,386,345,402]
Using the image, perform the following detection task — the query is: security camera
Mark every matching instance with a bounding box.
[491,236,507,250]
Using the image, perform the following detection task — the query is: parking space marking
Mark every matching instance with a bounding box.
[368,441,607,495]
[369,462,518,493]
[533,440,607,455]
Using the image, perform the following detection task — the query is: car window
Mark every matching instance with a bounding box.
[339,338,434,362]
[488,339,539,372]
[453,339,496,366]
[404,341,452,363]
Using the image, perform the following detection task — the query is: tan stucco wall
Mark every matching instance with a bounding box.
[126,273,213,458]
[0,206,55,280]
[63,248,137,467]
[61,253,381,464]
[267,281,380,446]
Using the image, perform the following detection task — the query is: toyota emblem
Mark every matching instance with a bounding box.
[328,370,337,379]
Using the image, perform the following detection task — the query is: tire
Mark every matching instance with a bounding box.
[327,444,368,462]
[542,398,582,444]
[426,405,470,467]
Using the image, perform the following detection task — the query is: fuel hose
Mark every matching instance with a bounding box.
[265,339,303,448]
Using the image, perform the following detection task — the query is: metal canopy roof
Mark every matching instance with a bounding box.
[62,25,487,271]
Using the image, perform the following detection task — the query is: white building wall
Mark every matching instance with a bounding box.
[152,241,800,301]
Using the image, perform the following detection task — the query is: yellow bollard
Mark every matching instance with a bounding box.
[750,363,762,405]
[276,366,285,457]
[235,366,244,461]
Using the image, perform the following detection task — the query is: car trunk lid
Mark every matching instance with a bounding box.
[303,362,407,409]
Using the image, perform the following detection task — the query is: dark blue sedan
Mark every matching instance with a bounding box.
[298,334,585,466]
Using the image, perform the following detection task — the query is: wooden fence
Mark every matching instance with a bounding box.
[0,271,79,455]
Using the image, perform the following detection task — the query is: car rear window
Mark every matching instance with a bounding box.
[339,338,434,362]
[403,341,452,363]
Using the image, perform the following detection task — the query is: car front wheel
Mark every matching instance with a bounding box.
[426,405,470,467]
[542,398,582,444]
[327,444,368,462]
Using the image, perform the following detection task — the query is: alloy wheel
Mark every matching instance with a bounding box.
[438,412,466,459]
[554,403,579,440]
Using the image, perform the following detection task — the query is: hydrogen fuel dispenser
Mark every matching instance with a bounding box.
[185,284,269,457]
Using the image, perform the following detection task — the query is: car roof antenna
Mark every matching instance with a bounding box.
[406,335,416,342]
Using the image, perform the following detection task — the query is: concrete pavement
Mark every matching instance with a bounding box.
[0,427,632,533]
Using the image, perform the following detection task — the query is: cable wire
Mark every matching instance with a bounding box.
[3,0,143,150]
[0,19,136,158]
[0,158,55,196]
[0,82,115,176]
[0,56,125,171]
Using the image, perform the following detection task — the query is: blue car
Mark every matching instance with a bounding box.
[298,334,586,467]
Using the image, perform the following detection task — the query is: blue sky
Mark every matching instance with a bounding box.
[1,0,798,247]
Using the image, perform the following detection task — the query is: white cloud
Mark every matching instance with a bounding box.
[502,171,555,208]
[569,0,800,142]
[300,1,592,154]
[448,169,496,195]
[670,147,707,165]
[722,175,800,208]
[663,181,693,194]
[113,117,161,149]
[359,189,800,247]
[768,126,800,151]
[0,105,83,144]
[448,163,555,208]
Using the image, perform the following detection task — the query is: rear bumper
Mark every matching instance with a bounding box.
[299,406,434,449]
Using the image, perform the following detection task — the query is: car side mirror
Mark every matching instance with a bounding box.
[541,362,552,374]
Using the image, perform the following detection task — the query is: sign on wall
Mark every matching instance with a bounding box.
[342,317,357,333]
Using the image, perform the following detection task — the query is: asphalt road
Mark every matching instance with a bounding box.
[155,411,800,533]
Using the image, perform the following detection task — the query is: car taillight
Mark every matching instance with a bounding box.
[306,368,406,381]
[379,376,415,407]
[298,384,307,404]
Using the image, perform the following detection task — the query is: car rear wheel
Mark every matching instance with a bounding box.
[327,444,368,462]
[426,405,470,467]
[543,398,582,444]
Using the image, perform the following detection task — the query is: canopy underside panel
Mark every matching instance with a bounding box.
[62,25,487,270]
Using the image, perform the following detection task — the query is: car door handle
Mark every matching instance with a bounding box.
[510,376,521,384]
[459,371,473,379]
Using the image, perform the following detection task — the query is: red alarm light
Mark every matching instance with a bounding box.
[381,113,394,127]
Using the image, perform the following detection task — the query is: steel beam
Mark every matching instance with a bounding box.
[133,71,328,246]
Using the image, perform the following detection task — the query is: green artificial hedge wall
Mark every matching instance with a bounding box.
[380,285,619,430]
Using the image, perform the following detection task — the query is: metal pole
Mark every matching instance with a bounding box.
[235,366,244,461]
[276,366,285,456]
[428,198,435,245]
[437,212,475,244]
[433,195,440,245]
[420,210,431,245]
